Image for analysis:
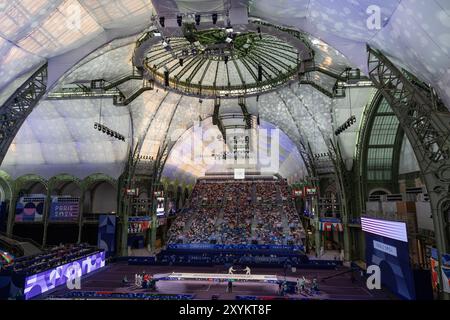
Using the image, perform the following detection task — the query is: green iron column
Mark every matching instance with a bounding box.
[77,191,85,244]
[41,186,52,247]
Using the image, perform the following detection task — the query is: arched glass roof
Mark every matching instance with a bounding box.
[0,0,449,182]
[366,98,400,181]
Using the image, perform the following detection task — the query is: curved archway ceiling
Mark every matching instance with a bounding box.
[0,0,155,90]
[144,31,301,96]
[0,0,449,180]
[0,17,375,181]
[0,1,448,106]
[162,118,307,184]
[249,0,450,108]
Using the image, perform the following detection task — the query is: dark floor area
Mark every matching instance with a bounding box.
[45,262,396,300]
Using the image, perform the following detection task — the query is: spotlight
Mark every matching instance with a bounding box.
[225,37,233,44]
[102,127,106,133]
[195,14,201,25]
[177,15,182,27]
[94,123,98,129]
[159,16,165,27]
[212,13,218,24]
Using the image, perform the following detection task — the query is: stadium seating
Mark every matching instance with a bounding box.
[2,243,99,275]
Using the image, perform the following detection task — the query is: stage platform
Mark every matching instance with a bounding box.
[154,272,279,283]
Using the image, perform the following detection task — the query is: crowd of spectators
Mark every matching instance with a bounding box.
[217,182,253,245]
[2,243,99,275]
[185,207,221,243]
[168,179,305,247]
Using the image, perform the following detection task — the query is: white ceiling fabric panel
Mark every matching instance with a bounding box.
[0,0,154,92]
[1,0,450,182]
[79,0,154,29]
[59,43,136,85]
[333,87,376,170]
[250,0,450,109]
[0,98,131,179]
[139,91,180,157]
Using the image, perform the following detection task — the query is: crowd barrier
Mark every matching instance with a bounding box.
[167,243,304,252]
[127,250,342,270]
[55,291,195,300]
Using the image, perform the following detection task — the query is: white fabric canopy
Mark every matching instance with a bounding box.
[1,0,449,181]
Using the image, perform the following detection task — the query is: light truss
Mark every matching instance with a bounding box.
[0,64,48,165]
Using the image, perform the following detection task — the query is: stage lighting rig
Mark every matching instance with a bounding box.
[94,122,126,141]
[334,115,356,136]
[314,152,331,159]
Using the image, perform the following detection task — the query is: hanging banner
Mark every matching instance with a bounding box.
[304,186,318,196]
[128,216,151,233]
[167,200,176,216]
[98,215,116,258]
[442,253,450,293]
[49,197,80,222]
[156,197,165,216]
[319,218,343,232]
[430,248,439,292]
[292,190,303,197]
[15,196,45,222]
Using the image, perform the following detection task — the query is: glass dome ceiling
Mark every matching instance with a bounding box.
[144,27,301,97]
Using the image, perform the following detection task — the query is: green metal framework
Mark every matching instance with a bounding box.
[359,92,404,193]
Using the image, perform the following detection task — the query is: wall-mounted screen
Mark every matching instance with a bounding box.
[361,217,408,242]
[156,197,165,216]
[362,217,415,299]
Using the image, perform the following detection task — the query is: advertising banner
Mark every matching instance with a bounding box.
[442,253,450,293]
[98,215,116,258]
[363,219,416,300]
[156,197,165,216]
[430,248,439,292]
[23,251,105,300]
[49,197,80,222]
[167,200,176,215]
[128,216,151,233]
[15,196,45,222]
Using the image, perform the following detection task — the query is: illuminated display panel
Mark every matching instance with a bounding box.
[361,217,408,243]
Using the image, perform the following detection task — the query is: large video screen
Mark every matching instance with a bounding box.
[15,196,45,222]
[167,200,176,216]
[156,197,165,216]
[128,216,151,233]
[362,217,415,300]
